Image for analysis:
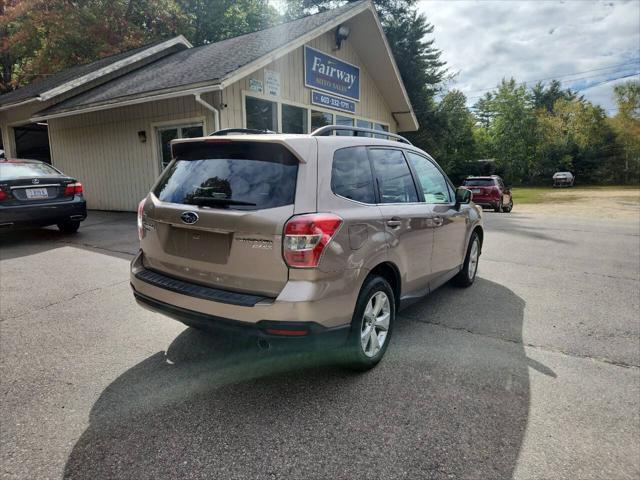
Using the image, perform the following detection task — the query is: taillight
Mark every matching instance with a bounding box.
[283,213,343,268]
[0,189,7,201]
[64,182,83,196]
[137,199,146,241]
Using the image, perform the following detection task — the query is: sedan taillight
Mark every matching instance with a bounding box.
[64,182,83,196]
[283,213,343,268]
[0,188,7,201]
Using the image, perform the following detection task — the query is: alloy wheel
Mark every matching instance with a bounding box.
[360,291,391,358]
[468,238,479,281]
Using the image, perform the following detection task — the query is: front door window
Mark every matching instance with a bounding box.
[157,123,204,170]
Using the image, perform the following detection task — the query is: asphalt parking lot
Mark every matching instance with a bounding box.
[1,210,639,480]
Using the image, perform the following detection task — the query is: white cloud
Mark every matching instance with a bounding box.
[418,0,640,113]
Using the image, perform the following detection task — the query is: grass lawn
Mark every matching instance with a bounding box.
[512,185,640,204]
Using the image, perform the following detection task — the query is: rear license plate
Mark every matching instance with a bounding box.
[472,189,481,194]
[26,188,49,199]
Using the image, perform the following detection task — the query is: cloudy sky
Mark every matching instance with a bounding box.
[418,0,640,113]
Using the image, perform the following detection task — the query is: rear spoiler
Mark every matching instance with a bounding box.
[170,137,312,164]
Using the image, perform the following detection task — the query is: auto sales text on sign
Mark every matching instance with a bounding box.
[304,46,360,101]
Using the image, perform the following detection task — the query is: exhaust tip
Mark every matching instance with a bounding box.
[257,338,271,351]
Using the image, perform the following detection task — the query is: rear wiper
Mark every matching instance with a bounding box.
[187,196,257,207]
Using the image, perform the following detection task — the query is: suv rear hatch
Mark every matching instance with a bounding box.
[140,139,300,298]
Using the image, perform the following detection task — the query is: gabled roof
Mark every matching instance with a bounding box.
[29,0,418,131]
[0,36,192,110]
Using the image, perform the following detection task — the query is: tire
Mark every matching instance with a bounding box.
[57,220,80,234]
[503,200,513,213]
[494,199,503,213]
[343,276,395,371]
[453,232,480,287]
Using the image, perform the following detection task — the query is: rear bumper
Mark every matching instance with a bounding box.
[473,199,499,208]
[0,197,86,228]
[130,250,355,343]
[133,287,350,349]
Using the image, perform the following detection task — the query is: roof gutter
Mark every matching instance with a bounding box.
[30,84,222,122]
[0,97,38,112]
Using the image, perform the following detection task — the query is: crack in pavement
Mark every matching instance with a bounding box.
[1,280,129,322]
[402,315,640,370]
[482,257,640,282]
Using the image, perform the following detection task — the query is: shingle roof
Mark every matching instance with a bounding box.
[39,1,368,115]
[0,43,165,107]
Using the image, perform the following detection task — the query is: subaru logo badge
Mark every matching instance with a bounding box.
[180,211,199,225]
[32,178,40,184]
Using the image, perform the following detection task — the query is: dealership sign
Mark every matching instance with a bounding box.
[304,46,360,101]
[311,91,356,113]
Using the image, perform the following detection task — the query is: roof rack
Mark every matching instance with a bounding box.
[209,128,277,136]
[310,125,412,145]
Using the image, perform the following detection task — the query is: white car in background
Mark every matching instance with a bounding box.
[553,171,574,187]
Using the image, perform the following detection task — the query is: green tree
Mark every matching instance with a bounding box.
[473,79,536,184]
[536,98,612,182]
[531,80,580,113]
[1,0,191,91]
[177,0,279,45]
[430,90,477,183]
[609,80,640,183]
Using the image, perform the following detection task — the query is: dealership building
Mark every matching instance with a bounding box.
[0,0,417,211]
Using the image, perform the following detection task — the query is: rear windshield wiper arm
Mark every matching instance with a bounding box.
[187,196,257,207]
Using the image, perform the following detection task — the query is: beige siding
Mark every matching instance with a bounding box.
[220,31,397,132]
[48,95,215,211]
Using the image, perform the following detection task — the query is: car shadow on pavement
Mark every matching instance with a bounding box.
[63,278,547,480]
[0,211,137,261]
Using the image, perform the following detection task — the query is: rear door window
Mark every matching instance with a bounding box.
[154,142,298,210]
[331,146,376,203]
[368,148,418,203]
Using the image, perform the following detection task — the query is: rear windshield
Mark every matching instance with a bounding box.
[0,162,60,180]
[463,178,495,187]
[154,141,298,210]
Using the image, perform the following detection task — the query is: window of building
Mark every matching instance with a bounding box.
[356,119,373,137]
[405,151,451,204]
[282,104,308,133]
[157,123,204,170]
[369,148,418,203]
[311,110,333,133]
[336,115,354,136]
[374,123,389,139]
[245,96,277,131]
[331,146,376,203]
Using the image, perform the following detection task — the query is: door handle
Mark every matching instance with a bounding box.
[432,216,444,227]
[386,218,402,228]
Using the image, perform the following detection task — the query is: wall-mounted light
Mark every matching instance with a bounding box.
[138,130,147,143]
[335,25,350,50]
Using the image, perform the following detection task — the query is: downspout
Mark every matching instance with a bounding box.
[194,93,220,133]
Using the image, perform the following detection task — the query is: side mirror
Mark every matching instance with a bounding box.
[455,187,472,209]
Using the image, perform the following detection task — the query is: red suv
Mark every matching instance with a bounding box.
[462,176,512,213]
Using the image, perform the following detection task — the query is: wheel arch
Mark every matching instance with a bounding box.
[367,261,402,311]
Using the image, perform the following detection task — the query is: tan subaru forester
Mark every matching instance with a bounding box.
[131,126,483,370]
